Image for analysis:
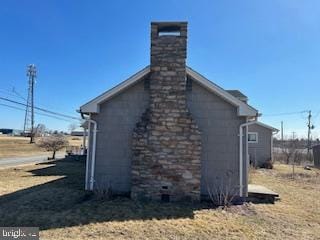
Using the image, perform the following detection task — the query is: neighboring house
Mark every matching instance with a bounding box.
[224,92,279,167]
[80,22,266,202]
[247,122,279,167]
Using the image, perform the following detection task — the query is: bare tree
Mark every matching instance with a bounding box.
[282,139,301,178]
[282,139,296,164]
[35,124,46,137]
[37,135,69,159]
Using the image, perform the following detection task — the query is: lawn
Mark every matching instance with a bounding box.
[0,135,83,158]
[0,160,319,240]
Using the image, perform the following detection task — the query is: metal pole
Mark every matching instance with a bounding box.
[25,64,37,143]
[30,72,34,143]
[307,110,311,154]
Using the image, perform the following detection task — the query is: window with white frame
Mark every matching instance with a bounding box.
[248,132,258,143]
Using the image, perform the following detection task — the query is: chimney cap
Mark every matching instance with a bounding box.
[151,21,188,25]
[151,22,188,29]
[151,22,187,37]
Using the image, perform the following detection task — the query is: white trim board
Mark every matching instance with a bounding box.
[80,66,258,117]
[80,66,150,113]
[252,121,279,132]
[248,132,259,143]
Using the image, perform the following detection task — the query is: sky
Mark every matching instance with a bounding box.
[0,0,320,138]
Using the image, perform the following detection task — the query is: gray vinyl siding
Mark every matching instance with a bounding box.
[186,80,247,197]
[88,77,248,197]
[90,80,149,193]
[248,124,272,167]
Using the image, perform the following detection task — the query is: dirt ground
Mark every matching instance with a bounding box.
[0,160,319,240]
[0,135,83,158]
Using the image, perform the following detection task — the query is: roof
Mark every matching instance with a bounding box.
[226,90,248,101]
[251,122,279,132]
[80,66,258,117]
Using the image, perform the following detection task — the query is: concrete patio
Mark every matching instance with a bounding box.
[247,184,279,203]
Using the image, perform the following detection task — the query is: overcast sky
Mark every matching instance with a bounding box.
[0,0,320,138]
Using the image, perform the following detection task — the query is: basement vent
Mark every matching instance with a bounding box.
[161,194,170,202]
[158,25,181,36]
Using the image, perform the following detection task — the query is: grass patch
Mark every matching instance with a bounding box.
[0,135,83,158]
[0,160,319,239]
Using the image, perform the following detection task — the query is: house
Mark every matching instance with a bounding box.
[247,122,279,167]
[80,22,267,202]
[224,91,279,167]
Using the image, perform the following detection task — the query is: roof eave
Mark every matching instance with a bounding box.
[255,121,279,132]
[186,67,258,117]
[80,66,259,117]
[80,66,151,113]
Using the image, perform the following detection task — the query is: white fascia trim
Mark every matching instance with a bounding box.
[80,66,150,113]
[186,67,258,117]
[254,121,279,132]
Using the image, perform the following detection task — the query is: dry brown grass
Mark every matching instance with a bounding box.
[0,135,83,158]
[0,135,46,158]
[67,136,83,147]
[0,161,319,240]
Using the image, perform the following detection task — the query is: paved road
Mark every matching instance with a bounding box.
[0,153,65,168]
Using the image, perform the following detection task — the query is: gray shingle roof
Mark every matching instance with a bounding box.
[226,90,248,101]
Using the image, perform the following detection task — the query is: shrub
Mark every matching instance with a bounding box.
[206,170,239,208]
[260,159,273,169]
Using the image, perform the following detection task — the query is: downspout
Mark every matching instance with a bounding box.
[82,127,87,153]
[85,121,91,190]
[239,119,257,197]
[271,130,279,162]
[87,117,97,191]
[79,110,97,191]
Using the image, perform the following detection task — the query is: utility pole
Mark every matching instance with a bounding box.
[292,131,296,140]
[281,121,284,145]
[23,64,37,143]
[307,110,312,153]
[306,110,315,162]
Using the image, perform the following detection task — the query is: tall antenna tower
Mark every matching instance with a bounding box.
[23,64,37,143]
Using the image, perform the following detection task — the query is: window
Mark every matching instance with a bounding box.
[248,132,258,143]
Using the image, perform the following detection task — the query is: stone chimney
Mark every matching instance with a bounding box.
[131,22,201,202]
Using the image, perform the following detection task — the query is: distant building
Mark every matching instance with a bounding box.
[0,128,23,136]
[71,128,87,136]
[247,122,279,167]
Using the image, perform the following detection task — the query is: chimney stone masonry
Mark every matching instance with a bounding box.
[131,22,201,202]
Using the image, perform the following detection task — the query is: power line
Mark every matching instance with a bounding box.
[12,87,27,101]
[263,110,308,117]
[2,85,76,117]
[0,103,77,123]
[0,96,81,120]
[0,89,26,101]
